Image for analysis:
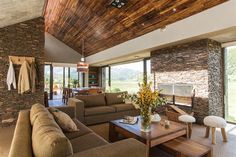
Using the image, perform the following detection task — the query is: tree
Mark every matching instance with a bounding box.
[226,47,236,76]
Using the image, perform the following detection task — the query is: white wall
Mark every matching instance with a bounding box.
[86,0,236,65]
[45,32,81,64]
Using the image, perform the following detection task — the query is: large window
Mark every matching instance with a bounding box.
[224,46,236,123]
[70,67,79,88]
[146,59,154,85]
[157,83,193,96]
[111,61,144,93]
[102,59,151,93]
[44,64,82,100]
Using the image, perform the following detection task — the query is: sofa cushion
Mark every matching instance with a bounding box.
[110,103,135,112]
[70,133,108,153]
[30,103,53,125]
[32,105,73,157]
[65,118,92,140]
[105,92,127,105]
[76,94,106,108]
[49,107,79,132]
[85,106,116,116]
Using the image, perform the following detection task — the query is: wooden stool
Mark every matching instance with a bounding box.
[203,116,227,144]
[178,114,196,139]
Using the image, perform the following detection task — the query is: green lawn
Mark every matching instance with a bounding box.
[109,81,141,94]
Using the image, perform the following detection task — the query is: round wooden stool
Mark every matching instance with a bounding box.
[203,116,227,144]
[178,115,196,139]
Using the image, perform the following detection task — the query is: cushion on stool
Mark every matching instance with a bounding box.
[178,115,196,123]
[203,116,227,128]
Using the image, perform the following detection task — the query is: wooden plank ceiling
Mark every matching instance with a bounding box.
[45,0,227,56]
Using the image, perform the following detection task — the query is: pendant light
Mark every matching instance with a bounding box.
[77,39,89,73]
[81,39,85,62]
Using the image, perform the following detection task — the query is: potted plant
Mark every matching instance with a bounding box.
[123,79,166,132]
[71,79,79,88]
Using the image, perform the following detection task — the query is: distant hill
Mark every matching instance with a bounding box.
[111,68,143,81]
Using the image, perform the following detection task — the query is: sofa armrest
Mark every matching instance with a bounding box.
[69,138,146,157]
[9,110,33,157]
[68,98,85,122]
[55,106,76,119]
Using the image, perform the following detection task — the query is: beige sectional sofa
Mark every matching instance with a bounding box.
[68,92,139,125]
[9,104,146,157]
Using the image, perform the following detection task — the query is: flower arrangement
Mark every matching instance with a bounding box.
[123,79,166,132]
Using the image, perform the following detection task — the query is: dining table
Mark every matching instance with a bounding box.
[71,87,103,95]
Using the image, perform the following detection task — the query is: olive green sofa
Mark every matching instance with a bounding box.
[8,104,146,157]
[68,92,139,125]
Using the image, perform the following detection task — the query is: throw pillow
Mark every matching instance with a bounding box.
[105,91,127,105]
[49,107,79,132]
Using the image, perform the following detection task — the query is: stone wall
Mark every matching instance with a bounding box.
[207,40,224,117]
[151,39,223,123]
[0,17,44,126]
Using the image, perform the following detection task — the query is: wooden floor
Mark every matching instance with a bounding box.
[48,99,65,107]
[1,123,236,157]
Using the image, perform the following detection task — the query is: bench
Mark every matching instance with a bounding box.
[160,137,212,157]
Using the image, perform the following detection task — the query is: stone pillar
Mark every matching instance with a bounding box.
[207,40,224,117]
[151,39,224,123]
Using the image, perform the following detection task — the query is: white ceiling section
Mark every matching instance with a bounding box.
[45,32,82,64]
[92,51,150,67]
[86,0,236,65]
[0,0,46,28]
[222,41,236,48]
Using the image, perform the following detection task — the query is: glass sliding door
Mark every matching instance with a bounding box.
[224,46,236,123]
[44,65,51,99]
[44,64,80,101]
[53,67,64,99]
[70,67,79,88]
[64,67,69,88]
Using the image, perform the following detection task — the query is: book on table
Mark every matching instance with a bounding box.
[119,116,138,125]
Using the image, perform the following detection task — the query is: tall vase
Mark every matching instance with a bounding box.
[140,107,151,132]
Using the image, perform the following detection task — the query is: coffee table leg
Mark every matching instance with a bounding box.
[109,122,119,142]
[146,140,150,157]
[206,147,213,157]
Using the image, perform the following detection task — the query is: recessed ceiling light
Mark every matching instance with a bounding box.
[134,56,139,58]
[111,0,127,9]
[173,8,177,12]
[141,23,145,26]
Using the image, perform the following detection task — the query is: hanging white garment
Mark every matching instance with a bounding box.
[18,61,31,94]
[6,60,16,90]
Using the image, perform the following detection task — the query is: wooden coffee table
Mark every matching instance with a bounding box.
[109,117,187,157]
